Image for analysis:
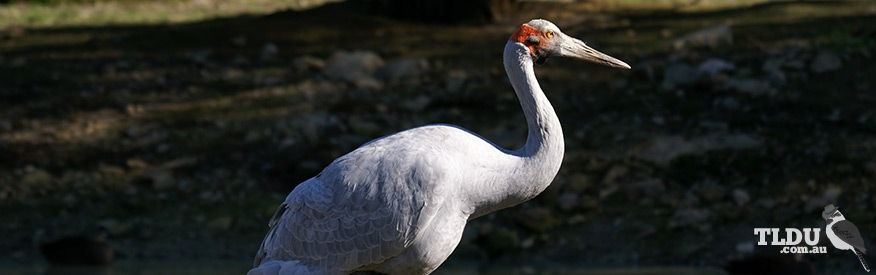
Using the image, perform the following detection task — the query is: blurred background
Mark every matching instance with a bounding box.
[1,0,875,274]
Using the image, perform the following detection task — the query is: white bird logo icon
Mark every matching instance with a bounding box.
[823,204,870,272]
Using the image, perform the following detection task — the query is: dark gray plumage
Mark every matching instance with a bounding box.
[833,220,867,254]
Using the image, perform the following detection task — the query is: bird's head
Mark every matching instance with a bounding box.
[822,204,844,221]
[510,19,630,69]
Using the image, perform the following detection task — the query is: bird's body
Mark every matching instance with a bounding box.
[250,19,630,275]
[826,218,856,251]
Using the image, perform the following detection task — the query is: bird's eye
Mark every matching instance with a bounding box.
[545,31,554,38]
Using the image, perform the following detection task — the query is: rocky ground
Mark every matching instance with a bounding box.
[2,0,876,273]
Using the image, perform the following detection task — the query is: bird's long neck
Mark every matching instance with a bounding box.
[468,41,565,219]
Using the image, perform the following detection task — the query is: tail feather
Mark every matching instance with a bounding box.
[253,203,289,267]
[248,260,315,275]
[853,248,871,272]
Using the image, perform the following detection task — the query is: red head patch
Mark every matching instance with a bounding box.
[509,24,542,56]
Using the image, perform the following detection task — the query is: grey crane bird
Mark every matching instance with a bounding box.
[248,19,630,275]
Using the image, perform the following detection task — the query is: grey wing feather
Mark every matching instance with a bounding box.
[253,203,289,267]
[252,127,453,271]
[834,220,867,253]
[253,162,439,271]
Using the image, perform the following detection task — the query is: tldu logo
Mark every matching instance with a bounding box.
[754,204,871,272]
[754,228,822,247]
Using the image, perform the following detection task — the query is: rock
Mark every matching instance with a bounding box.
[324,50,385,83]
[637,134,763,164]
[697,58,735,77]
[292,56,325,73]
[22,167,53,186]
[810,51,842,73]
[351,78,384,90]
[520,237,535,249]
[732,188,751,206]
[722,78,772,96]
[662,63,699,88]
[762,58,787,85]
[673,24,733,49]
[378,58,429,84]
[145,169,175,190]
[261,43,279,60]
[126,158,150,170]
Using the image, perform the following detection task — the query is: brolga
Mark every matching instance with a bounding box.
[250,19,630,275]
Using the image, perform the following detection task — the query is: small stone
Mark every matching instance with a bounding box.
[637,134,763,164]
[672,24,733,49]
[126,158,150,170]
[378,58,429,84]
[762,58,787,85]
[520,237,535,249]
[323,50,385,82]
[811,51,842,73]
[21,168,52,186]
[697,58,735,77]
[146,169,175,189]
[292,56,325,72]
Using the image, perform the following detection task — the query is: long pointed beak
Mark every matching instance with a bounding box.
[560,37,631,69]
